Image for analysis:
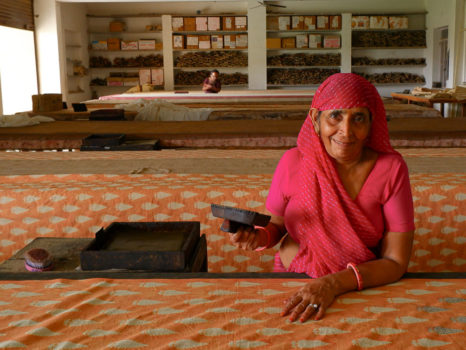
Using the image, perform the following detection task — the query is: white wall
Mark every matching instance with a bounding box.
[34,0,62,94]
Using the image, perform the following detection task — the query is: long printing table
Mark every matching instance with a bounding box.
[0,274,464,349]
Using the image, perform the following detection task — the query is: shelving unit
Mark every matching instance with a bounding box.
[63,30,88,100]
[265,14,343,88]
[87,14,164,97]
[350,13,427,92]
[171,15,248,90]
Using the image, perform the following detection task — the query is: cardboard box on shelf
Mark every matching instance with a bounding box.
[296,34,308,48]
[352,16,370,29]
[109,21,125,32]
[330,15,342,29]
[121,40,138,50]
[291,16,304,30]
[317,16,329,29]
[138,39,156,50]
[304,16,316,30]
[224,34,236,49]
[208,17,221,31]
[266,37,281,49]
[123,77,139,86]
[196,17,208,31]
[370,16,389,29]
[278,16,291,30]
[281,37,296,49]
[235,16,247,30]
[199,35,211,49]
[184,17,196,31]
[173,35,184,49]
[236,34,248,48]
[323,34,340,48]
[172,17,184,31]
[107,38,121,50]
[107,77,124,86]
[139,69,151,85]
[389,16,409,29]
[32,94,62,113]
[211,35,223,49]
[267,16,279,30]
[222,17,234,31]
[154,42,163,50]
[186,35,199,49]
[309,34,322,48]
[151,68,164,85]
[91,40,107,50]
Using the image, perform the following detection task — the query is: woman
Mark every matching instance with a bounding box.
[202,69,221,93]
[229,73,415,322]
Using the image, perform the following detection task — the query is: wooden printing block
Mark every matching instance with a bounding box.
[211,204,271,233]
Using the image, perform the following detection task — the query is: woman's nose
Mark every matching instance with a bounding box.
[338,118,352,137]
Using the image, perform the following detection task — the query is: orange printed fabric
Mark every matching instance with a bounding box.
[0,173,464,273]
[0,278,464,349]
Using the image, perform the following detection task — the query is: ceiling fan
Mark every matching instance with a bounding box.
[252,1,288,10]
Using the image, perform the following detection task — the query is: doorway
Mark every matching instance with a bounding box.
[433,26,449,88]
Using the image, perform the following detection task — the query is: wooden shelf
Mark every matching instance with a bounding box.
[352,65,426,68]
[267,66,340,69]
[89,31,162,35]
[352,28,426,32]
[267,48,340,51]
[173,30,247,35]
[90,66,163,70]
[90,49,163,52]
[352,46,427,50]
[174,66,247,69]
[173,48,247,52]
[267,29,341,33]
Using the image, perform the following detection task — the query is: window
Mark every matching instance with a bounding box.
[0,26,38,115]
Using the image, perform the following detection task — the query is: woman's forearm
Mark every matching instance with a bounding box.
[326,257,408,296]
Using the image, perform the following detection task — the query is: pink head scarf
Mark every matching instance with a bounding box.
[293,73,398,278]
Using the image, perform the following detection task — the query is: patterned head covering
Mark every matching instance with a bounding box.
[293,73,397,278]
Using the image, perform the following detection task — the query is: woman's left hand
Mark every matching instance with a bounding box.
[281,276,337,322]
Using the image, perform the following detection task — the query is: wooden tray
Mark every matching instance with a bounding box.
[81,222,200,271]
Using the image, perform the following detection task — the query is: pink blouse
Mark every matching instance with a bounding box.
[266,148,415,250]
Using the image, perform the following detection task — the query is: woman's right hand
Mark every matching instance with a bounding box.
[228,224,267,251]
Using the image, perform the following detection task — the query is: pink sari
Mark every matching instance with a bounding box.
[291,73,399,278]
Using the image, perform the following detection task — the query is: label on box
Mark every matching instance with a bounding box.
[278,16,290,30]
[139,69,151,85]
[330,15,341,29]
[370,16,389,29]
[172,17,184,31]
[196,17,208,31]
[323,35,340,48]
[211,35,223,49]
[296,34,308,48]
[151,68,164,85]
[208,17,221,31]
[173,35,184,49]
[138,39,156,50]
[236,34,248,48]
[121,40,138,50]
[282,37,296,48]
[186,35,199,48]
[304,16,316,30]
[317,16,329,29]
[309,34,322,48]
[352,16,370,29]
[235,16,247,30]
[389,16,408,29]
[223,17,234,30]
[224,34,236,49]
[91,40,107,50]
[292,16,304,30]
[199,35,211,49]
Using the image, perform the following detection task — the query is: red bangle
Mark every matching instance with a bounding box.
[347,262,363,291]
[254,223,279,251]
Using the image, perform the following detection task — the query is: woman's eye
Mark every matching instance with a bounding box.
[354,115,367,123]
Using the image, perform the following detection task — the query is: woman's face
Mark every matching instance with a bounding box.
[314,107,372,164]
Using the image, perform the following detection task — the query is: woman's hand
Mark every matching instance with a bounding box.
[281,276,337,322]
[228,224,267,251]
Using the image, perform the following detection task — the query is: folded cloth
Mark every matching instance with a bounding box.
[0,113,55,127]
